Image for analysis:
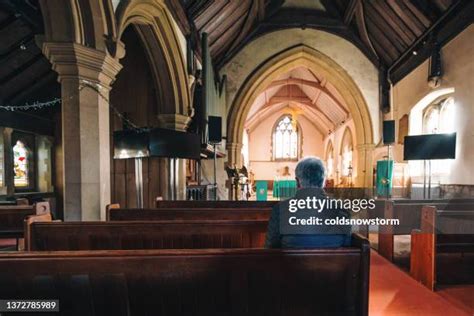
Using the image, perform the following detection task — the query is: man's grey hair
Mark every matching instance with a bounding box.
[295,156,326,188]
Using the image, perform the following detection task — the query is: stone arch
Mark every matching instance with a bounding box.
[227,45,374,186]
[325,140,334,160]
[39,0,117,53]
[116,0,190,128]
[339,126,354,155]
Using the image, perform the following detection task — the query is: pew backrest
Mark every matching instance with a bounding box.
[155,199,277,208]
[382,200,474,234]
[0,234,370,316]
[0,205,36,238]
[29,220,268,251]
[24,213,53,251]
[107,208,272,221]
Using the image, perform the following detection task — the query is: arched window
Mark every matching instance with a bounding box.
[273,115,299,160]
[339,128,353,180]
[13,140,29,187]
[421,97,455,176]
[423,97,455,134]
[325,142,334,179]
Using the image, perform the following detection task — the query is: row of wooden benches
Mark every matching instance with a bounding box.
[1,200,369,315]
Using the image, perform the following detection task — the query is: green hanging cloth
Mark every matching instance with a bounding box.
[376,160,394,197]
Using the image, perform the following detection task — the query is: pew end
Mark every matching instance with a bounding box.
[24,213,54,251]
[105,203,120,220]
[410,229,436,291]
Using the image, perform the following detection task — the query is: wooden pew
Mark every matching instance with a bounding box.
[410,204,474,290]
[155,199,277,208]
[24,213,54,251]
[0,202,51,239]
[107,207,272,221]
[376,199,474,261]
[0,234,370,316]
[28,220,268,251]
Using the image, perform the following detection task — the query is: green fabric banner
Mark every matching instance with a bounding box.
[376,160,394,196]
[256,181,268,201]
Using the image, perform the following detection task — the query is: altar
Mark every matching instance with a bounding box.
[272,179,297,199]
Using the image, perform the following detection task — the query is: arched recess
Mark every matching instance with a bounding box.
[39,0,117,53]
[325,141,335,179]
[116,0,190,124]
[227,45,374,186]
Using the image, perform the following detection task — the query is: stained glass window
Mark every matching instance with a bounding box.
[13,140,29,187]
[274,115,298,160]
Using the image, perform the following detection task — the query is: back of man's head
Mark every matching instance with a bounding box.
[295,157,326,188]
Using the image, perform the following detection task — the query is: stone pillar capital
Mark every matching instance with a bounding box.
[156,114,191,131]
[226,142,243,151]
[356,143,375,151]
[42,42,122,88]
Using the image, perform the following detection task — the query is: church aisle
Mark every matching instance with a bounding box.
[369,251,471,315]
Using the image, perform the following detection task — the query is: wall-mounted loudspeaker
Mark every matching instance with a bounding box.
[208,116,222,143]
[383,120,395,145]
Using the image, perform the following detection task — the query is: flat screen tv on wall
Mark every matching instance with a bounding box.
[403,133,456,160]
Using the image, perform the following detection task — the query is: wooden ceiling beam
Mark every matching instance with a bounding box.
[210,1,250,58]
[402,0,432,27]
[343,0,358,25]
[364,5,406,52]
[387,0,425,36]
[2,71,56,106]
[200,1,241,35]
[223,0,261,61]
[354,1,379,62]
[165,0,192,35]
[269,78,349,115]
[367,1,415,46]
[390,0,473,83]
[365,15,401,61]
[0,53,42,85]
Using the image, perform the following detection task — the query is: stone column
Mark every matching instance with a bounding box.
[43,43,122,220]
[1,128,14,196]
[355,143,375,188]
[226,142,243,168]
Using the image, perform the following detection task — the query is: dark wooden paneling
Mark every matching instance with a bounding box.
[0,234,370,315]
[109,27,166,208]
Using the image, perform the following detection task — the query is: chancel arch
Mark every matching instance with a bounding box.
[227,45,374,187]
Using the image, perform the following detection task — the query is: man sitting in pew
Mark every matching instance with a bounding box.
[265,157,351,248]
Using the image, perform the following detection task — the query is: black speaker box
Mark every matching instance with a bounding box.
[383,120,395,144]
[208,116,222,143]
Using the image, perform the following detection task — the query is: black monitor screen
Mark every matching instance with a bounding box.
[113,130,150,159]
[150,128,201,160]
[403,133,456,160]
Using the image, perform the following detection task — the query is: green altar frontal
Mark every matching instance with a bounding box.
[273,180,297,199]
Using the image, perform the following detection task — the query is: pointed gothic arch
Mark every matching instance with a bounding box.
[227,45,374,186]
[116,0,191,128]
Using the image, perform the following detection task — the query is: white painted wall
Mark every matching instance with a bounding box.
[247,110,324,180]
[392,25,474,185]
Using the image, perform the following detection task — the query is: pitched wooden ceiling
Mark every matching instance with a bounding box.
[245,67,350,135]
[0,0,59,115]
[170,0,473,82]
